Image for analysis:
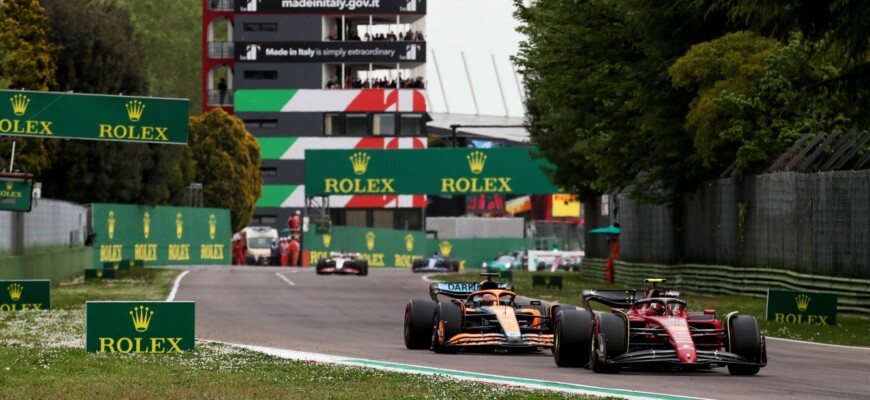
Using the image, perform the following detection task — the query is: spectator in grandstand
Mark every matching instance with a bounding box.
[404,30,414,41]
[327,30,338,40]
[414,30,425,41]
[326,76,339,89]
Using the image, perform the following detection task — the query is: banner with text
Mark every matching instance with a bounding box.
[91,204,231,266]
[235,0,426,14]
[766,289,837,325]
[0,89,188,144]
[237,42,425,63]
[86,301,195,353]
[0,178,32,212]
[304,148,560,196]
[1,280,50,311]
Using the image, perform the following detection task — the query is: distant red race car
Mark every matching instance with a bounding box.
[553,279,767,375]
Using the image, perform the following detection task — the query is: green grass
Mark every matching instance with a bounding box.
[435,270,870,347]
[0,268,602,399]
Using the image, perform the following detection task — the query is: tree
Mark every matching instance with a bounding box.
[0,0,57,175]
[39,0,191,205]
[188,109,262,233]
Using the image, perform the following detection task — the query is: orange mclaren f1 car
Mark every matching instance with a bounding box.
[403,273,576,353]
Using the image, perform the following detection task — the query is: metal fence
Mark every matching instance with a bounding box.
[588,170,870,279]
[0,199,88,252]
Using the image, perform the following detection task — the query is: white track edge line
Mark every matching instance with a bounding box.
[275,272,296,286]
[166,270,190,301]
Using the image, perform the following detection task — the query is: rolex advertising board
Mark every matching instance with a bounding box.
[0,89,188,144]
[0,178,32,212]
[304,148,560,196]
[767,289,837,325]
[235,0,426,14]
[1,280,50,311]
[237,42,425,63]
[86,301,195,353]
[91,204,231,266]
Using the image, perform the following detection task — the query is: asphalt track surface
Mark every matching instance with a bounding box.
[176,266,870,399]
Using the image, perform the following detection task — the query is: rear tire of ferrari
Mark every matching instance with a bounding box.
[358,260,368,276]
[315,259,327,275]
[404,300,436,349]
[590,313,627,373]
[553,309,593,367]
[431,302,462,354]
[727,315,762,376]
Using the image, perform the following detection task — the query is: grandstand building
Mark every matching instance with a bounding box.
[202,0,429,231]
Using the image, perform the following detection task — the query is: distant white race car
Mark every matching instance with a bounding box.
[316,252,368,276]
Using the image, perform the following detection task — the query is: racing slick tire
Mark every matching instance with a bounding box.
[548,304,577,332]
[405,300,436,349]
[553,309,594,367]
[412,259,423,273]
[316,259,327,275]
[431,302,462,354]
[590,312,627,373]
[450,260,460,272]
[358,260,369,276]
[727,315,763,376]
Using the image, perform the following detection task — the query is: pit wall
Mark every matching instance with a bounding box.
[303,224,528,269]
[0,247,92,281]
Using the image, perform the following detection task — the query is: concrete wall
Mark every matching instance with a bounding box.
[1,199,88,252]
[426,217,524,239]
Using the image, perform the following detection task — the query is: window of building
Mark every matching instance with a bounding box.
[372,113,395,136]
[243,23,277,32]
[345,210,367,227]
[400,114,424,136]
[346,114,368,136]
[252,215,277,225]
[324,113,342,136]
[244,119,278,129]
[260,167,277,177]
[372,210,395,229]
[396,209,423,230]
[244,70,278,80]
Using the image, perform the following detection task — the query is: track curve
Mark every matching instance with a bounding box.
[175,267,870,399]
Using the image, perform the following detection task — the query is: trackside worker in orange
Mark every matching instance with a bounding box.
[280,237,291,266]
[289,236,300,267]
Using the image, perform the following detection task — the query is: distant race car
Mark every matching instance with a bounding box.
[403,273,576,353]
[553,279,767,375]
[411,255,460,273]
[315,252,368,276]
[481,254,521,271]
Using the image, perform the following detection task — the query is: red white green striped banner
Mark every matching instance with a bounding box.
[257,137,426,160]
[235,89,429,112]
[256,185,425,209]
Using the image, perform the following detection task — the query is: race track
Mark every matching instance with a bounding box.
[175,267,870,399]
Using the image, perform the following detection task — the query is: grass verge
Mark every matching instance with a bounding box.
[0,268,603,399]
[434,270,870,347]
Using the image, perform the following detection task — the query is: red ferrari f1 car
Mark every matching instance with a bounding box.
[403,273,575,353]
[553,279,767,375]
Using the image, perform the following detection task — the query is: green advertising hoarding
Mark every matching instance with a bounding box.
[1,280,50,311]
[91,204,231,266]
[0,178,32,212]
[85,269,117,280]
[86,301,195,353]
[304,224,529,270]
[304,148,560,196]
[767,289,837,325]
[0,89,188,144]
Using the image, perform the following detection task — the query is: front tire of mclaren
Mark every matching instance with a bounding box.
[405,300,436,349]
[553,309,593,367]
[590,312,627,373]
[727,315,763,376]
[431,302,462,354]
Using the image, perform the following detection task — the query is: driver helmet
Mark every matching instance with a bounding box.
[649,304,666,316]
[481,293,497,306]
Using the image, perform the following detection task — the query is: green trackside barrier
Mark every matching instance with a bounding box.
[102,261,131,271]
[532,275,562,290]
[582,258,870,315]
[0,247,92,281]
[85,269,117,280]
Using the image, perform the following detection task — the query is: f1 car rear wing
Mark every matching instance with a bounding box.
[429,282,515,301]
[581,289,645,311]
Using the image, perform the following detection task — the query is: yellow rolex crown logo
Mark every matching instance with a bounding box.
[176,212,184,239]
[143,212,151,239]
[125,99,146,122]
[365,231,376,250]
[209,214,217,239]
[5,181,12,190]
[467,151,487,174]
[323,234,332,248]
[439,241,453,257]
[405,234,414,252]
[108,211,116,240]
[795,294,811,312]
[350,152,371,175]
[130,305,154,332]
[7,283,23,301]
[10,94,30,116]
